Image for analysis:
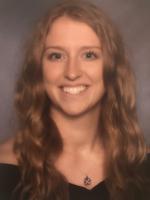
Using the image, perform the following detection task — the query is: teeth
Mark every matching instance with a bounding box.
[62,86,87,94]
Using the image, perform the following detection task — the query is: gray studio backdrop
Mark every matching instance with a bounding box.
[0,0,150,144]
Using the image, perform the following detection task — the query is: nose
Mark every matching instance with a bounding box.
[64,57,82,81]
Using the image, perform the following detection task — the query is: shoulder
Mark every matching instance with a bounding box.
[0,137,18,165]
[140,153,150,173]
[0,138,20,199]
[0,164,20,199]
[136,153,150,180]
[137,153,150,199]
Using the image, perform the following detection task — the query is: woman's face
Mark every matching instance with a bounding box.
[42,16,105,117]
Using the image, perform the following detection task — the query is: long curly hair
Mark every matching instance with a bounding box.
[13,0,147,199]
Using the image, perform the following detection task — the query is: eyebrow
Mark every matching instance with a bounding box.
[44,45,102,51]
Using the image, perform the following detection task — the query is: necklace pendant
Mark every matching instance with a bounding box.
[84,175,92,186]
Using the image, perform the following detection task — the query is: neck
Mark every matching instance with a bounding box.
[50,107,102,155]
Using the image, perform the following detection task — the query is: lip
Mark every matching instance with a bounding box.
[59,84,90,88]
[59,85,90,97]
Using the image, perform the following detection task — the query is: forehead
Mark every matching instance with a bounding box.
[45,16,101,47]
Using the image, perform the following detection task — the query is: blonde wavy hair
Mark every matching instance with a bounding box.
[13,0,147,199]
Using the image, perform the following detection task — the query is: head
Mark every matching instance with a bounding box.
[42,15,105,119]
[19,0,131,119]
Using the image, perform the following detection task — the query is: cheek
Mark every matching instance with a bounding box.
[42,65,61,84]
[88,64,105,94]
[87,62,103,82]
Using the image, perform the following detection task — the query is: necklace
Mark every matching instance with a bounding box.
[83,175,92,186]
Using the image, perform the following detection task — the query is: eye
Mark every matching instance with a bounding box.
[47,52,63,61]
[83,51,98,60]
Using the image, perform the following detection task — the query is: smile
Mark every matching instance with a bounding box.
[61,85,88,95]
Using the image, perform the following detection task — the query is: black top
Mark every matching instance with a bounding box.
[0,155,150,200]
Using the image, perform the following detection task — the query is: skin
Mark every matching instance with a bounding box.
[42,17,104,118]
[42,16,105,152]
[42,16,106,188]
[0,138,17,165]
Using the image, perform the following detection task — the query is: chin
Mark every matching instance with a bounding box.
[60,108,88,118]
[50,97,101,118]
[58,103,100,119]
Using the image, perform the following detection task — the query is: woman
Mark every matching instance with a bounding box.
[0,0,149,199]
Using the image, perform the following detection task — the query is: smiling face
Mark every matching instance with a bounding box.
[42,16,105,117]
